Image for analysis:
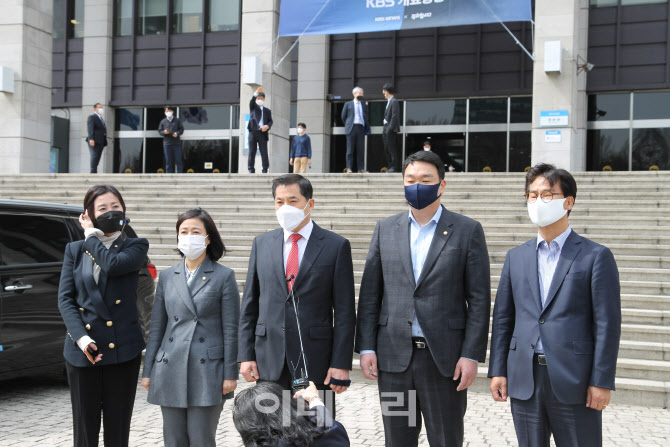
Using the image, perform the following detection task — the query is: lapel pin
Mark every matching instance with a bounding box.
[443,231,448,235]
[202,276,207,280]
[114,245,118,248]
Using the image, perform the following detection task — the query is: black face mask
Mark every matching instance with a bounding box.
[95,210,125,233]
[357,95,365,102]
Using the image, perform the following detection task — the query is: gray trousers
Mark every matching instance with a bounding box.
[161,402,224,447]
[378,346,467,447]
[511,361,602,447]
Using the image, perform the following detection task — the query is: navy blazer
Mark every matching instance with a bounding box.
[341,100,370,135]
[277,405,350,447]
[58,234,149,367]
[248,95,273,140]
[87,113,107,147]
[488,231,621,405]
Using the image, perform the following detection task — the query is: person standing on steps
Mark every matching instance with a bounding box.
[248,86,273,173]
[341,87,370,173]
[87,103,107,173]
[381,83,400,173]
[158,106,185,173]
[290,123,312,174]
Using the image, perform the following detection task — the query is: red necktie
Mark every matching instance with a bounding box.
[286,233,302,291]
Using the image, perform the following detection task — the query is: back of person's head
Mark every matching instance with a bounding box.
[232,382,322,447]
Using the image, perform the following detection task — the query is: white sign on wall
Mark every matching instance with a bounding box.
[545,130,561,143]
[539,110,569,127]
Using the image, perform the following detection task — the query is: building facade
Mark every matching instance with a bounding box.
[0,0,669,174]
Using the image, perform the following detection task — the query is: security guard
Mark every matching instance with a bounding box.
[58,185,149,447]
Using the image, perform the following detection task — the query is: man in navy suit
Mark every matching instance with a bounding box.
[488,163,621,447]
[341,87,370,173]
[87,103,107,173]
[247,86,273,173]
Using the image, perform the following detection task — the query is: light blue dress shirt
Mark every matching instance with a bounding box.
[535,226,572,353]
[354,100,364,125]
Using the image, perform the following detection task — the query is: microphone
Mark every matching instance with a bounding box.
[284,273,309,393]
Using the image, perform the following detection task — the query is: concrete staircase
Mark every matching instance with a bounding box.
[1,172,669,408]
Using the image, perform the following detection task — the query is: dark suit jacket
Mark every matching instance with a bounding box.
[58,235,149,367]
[355,206,491,376]
[247,95,273,140]
[277,404,350,447]
[143,257,239,407]
[87,113,107,147]
[383,96,400,133]
[157,117,184,145]
[238,223,356,386]
[341,100,370,135]
[488,231,622,405]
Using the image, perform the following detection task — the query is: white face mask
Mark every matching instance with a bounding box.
[527,198,568,228]
[166,111,173,118]
[276,202,310,232]
[178,234,208,260]
[423,147,430,151]
[297,128,304,134]
[449,166,455,172]
[256,100,264,107]
[97,108,104,115]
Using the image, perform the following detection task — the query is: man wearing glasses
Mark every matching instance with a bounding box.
[488,163,621,447]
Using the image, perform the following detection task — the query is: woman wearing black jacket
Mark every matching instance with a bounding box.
[58,184,149,447]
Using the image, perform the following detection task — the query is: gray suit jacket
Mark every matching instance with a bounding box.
[356,206,491,376]
[488,231,622,405]
[341,100,370,135]
[143,257,239,408]
[238,223,356,386]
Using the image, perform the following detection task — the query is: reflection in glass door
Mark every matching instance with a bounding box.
[405,133,466,172]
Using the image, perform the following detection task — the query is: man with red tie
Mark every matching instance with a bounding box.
[238,174,356,417]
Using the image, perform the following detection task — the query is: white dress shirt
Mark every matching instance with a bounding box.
[535,226,572,353]
[354,100,364,125]
[282,219,314,273]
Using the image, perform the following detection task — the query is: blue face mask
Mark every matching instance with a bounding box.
[404,183,441,210]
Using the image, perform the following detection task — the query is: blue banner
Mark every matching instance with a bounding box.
[278,0,532,37]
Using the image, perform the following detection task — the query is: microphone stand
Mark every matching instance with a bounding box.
[285,274,310,392]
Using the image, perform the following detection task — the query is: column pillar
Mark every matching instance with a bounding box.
[531,0,589,171]
[238,0,292,174]
[296,35,331,173]
[0,1,53,173]
[80,0,114,173]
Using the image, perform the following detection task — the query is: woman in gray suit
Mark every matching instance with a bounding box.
[141,208,239,447]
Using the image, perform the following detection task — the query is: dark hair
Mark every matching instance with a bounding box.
[93,103,101,109]
[525,163,577,215]
[423,141,431,146]
[175,208,226,261]
[232,382,323,447]
[297,122,306,129]
[402,151,445,180]
[272,174,313,201]
[382,83,395,94]
[257,92,266,99]
[165,105,174,111]
[83,185,126,227]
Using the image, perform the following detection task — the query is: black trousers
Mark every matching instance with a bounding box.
[260,361,337,419]
[248,130,269,173]
[378,346,467,447]
[89,144,104,173]
[511,361,602,447]
[65,355,142,447]
[382,127,398,170]
[345,124,366,171]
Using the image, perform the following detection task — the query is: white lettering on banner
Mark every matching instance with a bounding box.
[367,0,395,7]
[411,12,432,19]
